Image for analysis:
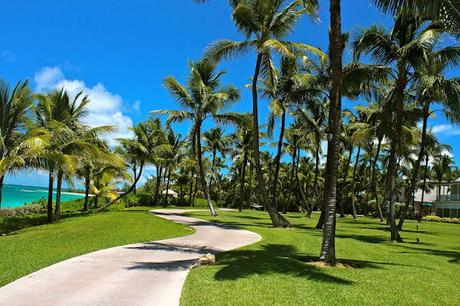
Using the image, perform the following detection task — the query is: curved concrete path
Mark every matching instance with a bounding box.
[0,209,261,306]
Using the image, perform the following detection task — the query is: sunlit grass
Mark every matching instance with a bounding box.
[181,210,460,306]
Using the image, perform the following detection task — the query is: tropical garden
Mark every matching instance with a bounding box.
[1,0,459,304]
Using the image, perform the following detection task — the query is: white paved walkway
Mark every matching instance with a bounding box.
[0,209,261,306]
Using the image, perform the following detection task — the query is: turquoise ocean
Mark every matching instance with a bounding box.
[1,184,85,208]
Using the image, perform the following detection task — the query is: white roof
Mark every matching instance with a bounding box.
[161,189,178,195]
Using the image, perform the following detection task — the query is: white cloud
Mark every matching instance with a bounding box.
[33,66,135,145]
[34,66,64,91]
[132,100,141,112]
[430,124,460,136]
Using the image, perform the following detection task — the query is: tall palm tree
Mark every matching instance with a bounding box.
[319,0,343,264]
[0,80,47,208]
[153,60,240,216]
[35,89,114,221]
[398,47,460,229]
[354,9,440,242]
[205,0,324,227]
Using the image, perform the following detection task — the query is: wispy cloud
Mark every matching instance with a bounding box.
[0,50,16,62]
[430,124,460,136]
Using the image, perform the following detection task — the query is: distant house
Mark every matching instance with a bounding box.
[162,189,178,198]
[398,178,460,218]
[435,178,460,218]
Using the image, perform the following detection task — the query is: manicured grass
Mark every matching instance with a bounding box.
[181,210,460,306]
[0,207,193,287]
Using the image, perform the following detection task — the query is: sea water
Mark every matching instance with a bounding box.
[1,184,85,208]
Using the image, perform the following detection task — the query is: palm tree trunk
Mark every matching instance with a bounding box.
[351,146,361,219]
[196,124,217,216]
[285,141,297,214]
[83,167,90,212]
[188,170,194,206]
[398,100,430,229]
[210,149,217,199]
[252,53,290,227]
[0,175,4,209]
[96,162,144,212]
[339,147,353,217]
[419,153,429,222]
[132,165,137,195]
[239,150,248,212]
[384,67,405,243]
[312,144,321,211]
[314,144,326,228]
[271,109,286,206]
[370,136,384,222]
[54,169,64,221]
[47,170,54,224]
[320,0,342,265]
[154,165,162,206]
[164,168,171,207]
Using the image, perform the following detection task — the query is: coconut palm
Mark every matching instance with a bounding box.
[0,80,48,208]
[203,127,228,198]
[373,0,460,33]
[398,47,460,229]
[153,60,240,216]
[318,0,344,264]
[205,0,325,227]
[353,8,443,242]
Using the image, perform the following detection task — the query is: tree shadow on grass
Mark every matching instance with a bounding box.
[335,233,388,244]
[214,244,354,285]
[395,245,460,264]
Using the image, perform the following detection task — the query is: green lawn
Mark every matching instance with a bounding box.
[181,210,460,306]
[0,206,193,287]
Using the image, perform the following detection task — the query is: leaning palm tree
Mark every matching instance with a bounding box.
[205,0,324,227]
[153,60,240,216]
[96,119,167,212]
[0,80,48,208]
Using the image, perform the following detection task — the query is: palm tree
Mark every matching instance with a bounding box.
[0,80,47,208]
[374,0,460,33]
[161,127,184,206]
[398,47,460,229]
[319,0,343,264]
[205,0,324,227]
[153,60,240,216]
[203,127,228,198]
[97,119,166,211]
[354,9,441,242]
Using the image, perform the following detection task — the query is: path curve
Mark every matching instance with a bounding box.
[0,209,261,306]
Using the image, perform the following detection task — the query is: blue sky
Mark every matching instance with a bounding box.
[0,0,459,187]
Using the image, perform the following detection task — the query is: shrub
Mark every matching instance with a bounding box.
[422,215,460,224]
[0,203,46,218]
[137,192,155,206]
[123,194,140,208]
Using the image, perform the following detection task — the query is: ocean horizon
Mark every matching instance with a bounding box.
[1,184,85,209]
